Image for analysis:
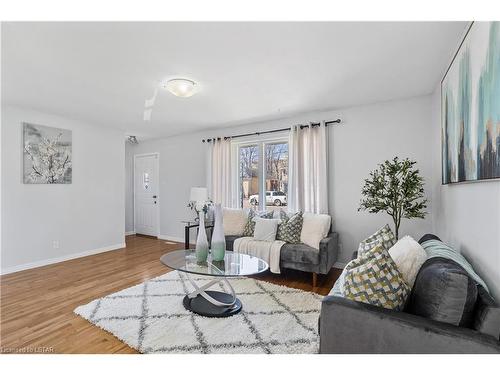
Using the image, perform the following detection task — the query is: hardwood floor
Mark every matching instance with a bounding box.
[0,235,341,354]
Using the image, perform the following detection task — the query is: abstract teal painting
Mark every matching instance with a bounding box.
[442,22,500,184]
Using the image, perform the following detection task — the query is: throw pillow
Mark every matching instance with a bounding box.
[407,257,478,327]
[388,235,427,288]
[276,211,303,243]
[300,213,331,250]
[343,244,411,311]
[242,210,274,237]
[222,208,248,236]
[358,224,396,256]
[253,217,280,242]
[418,233,442,244]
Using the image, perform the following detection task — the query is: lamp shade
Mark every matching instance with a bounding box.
[190,187,208,203]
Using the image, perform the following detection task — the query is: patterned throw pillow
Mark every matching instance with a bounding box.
[276,211,303,243]
[358,224,396,256]
[242,210,274,237]
[344,244,411,311]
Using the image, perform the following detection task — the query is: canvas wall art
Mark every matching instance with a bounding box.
[23,123,72,184]
[441,21,500,184]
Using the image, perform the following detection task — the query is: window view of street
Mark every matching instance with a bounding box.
[239,141,288,212]
[239,144,259,209]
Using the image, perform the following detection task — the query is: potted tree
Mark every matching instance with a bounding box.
[359,157,427,239]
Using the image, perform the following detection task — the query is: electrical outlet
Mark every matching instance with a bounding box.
[52,240,59,249]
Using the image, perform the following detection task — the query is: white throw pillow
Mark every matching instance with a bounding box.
[253,218,280,242]
[300,213,331,250]
[389,235,427,288]
[222,208,247,236]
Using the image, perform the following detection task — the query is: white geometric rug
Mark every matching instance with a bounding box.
[74,271,322,354]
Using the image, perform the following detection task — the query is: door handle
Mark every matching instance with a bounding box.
[153,195,157,198]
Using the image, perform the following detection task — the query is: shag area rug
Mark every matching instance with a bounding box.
[74,271,322,354]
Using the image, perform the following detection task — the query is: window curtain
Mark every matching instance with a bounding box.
[208,138,236,208]
[288,122,329,214]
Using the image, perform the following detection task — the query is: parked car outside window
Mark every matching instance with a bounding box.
[249,191,287,206]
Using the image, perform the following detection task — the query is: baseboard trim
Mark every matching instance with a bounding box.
[333,261,346,269]
[0,242,126,275]
[125,231,136,236]
[158,234,195,245]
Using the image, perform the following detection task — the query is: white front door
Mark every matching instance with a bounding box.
[134,154,159,236]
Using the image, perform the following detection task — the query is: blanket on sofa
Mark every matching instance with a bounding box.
[233,237,286,274]
[421,239,489,293]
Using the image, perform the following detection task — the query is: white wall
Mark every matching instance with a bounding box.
[430,88,500,301]
[126,95,435,264]
[1,105,126,273]
[330,96,434,263]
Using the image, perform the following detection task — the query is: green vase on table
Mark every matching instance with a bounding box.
[195,214,209,262]
[211,203,226,261]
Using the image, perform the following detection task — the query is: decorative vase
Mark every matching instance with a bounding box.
[211,203,226,261]
[195,214,209,263]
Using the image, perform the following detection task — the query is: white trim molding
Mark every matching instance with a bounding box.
[125,231,136,236]
[0,242,126,275]
[158,234,195,245]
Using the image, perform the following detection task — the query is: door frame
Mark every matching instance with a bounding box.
[133,152,160,237]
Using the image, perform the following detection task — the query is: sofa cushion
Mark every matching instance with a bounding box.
[420,239,489,293]
[300,213,331,250]
[407,257,478,327]
[418,233,441,244]
[242,210,274,237]
[474,286,500,340]
[388,235,427,288]
[276,211,303,243]
[280,243,320,265]
[225,235,241,251]
[343,244,411,311]
[358,224,396,257]
[222,208,247,236]
[253,217,280,241]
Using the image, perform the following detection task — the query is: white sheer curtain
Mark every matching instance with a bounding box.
[208,138,236,208]
[288,122,329,214]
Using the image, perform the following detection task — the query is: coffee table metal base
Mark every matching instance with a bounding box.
[183,292,242,317]
[183,273,242,317]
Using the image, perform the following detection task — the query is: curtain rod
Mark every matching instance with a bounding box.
[201,118,341,143]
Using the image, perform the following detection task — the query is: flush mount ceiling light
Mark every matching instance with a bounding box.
[163,78,197,98]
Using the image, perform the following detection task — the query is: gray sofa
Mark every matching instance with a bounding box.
[225,230,339,287]
[320,295,500,353]
[319,236,500,354]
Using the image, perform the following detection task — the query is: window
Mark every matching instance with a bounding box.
[264,142,288,211]
[238,144,259,209]
[235,136,288,212]
[143,172,150,190]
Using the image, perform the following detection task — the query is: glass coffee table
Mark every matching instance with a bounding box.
[160,250,268,317]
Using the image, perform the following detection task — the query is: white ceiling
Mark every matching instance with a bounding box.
[1,22,467,138]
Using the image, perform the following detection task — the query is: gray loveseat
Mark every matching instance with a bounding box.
[225,230,339,287]
[319,235,500,354]
[320,295,500,353]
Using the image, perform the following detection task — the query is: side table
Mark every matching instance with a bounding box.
[181,219,214,249]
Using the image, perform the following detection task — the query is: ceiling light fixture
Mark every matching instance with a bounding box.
[163,78,197,98]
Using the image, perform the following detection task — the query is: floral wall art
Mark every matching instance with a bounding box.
[441,21,500,184]
[23,123,72,184]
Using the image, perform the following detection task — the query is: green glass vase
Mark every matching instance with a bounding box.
[211,203,226,261]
